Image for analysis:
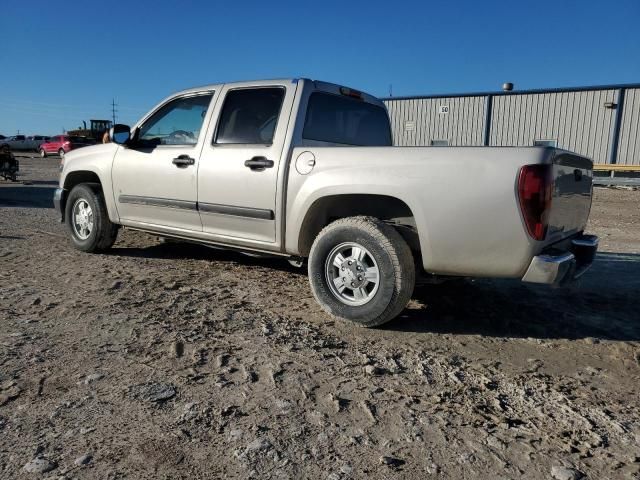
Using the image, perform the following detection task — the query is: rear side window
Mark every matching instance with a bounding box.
[215,88,285,144]
[303,92,392,146]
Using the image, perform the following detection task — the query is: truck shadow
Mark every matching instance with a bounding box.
[386,252,640,341]
[0,186,56,208]
[107,241,639,341]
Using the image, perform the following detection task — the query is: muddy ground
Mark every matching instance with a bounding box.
[1,155,639,479]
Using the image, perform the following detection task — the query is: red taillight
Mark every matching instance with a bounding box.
[518,164,553,241]
[63,141,70,145]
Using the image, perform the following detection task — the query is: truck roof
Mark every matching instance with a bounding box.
[169,78,385,107]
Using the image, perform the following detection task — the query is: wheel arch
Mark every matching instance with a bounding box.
[296,193,422,258]
[60,170,106,223]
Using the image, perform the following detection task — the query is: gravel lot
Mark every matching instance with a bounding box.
[1,155,639,479]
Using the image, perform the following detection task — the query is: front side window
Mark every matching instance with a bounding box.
[138,93,212,146]
[303,92,392,146]
[215,88,285,144]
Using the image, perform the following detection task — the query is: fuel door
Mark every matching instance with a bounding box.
[295,151,316,175]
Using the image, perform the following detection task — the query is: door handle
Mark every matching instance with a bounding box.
[244,156,274,171]
[172,155,195,167]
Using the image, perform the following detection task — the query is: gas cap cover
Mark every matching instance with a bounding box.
[295,151,316,175]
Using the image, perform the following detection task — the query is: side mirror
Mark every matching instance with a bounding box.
[110,124,131,145]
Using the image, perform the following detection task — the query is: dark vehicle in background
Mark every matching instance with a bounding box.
[40,135,93,157]
[0,145,19,181]
[1,135,50,152]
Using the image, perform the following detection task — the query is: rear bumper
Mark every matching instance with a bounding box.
[521,234,598,285]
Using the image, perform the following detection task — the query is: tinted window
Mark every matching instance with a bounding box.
[303,92,392,146]
[69,136,86,143]
[139,94,212,146]
[215,88,285,144]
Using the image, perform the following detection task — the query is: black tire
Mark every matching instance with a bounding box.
[40,148,47,158]
[65,184,119,252]
[308,216,415,327]
[58,148,65,157]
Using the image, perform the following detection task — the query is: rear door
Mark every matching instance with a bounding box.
[111,91,214,231]
[197,82,297,243]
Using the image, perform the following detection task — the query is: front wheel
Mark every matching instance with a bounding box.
[308,216,415,327]
[65,184,119,252]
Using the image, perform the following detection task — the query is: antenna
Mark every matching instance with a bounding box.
[389,84,393,97]
[111,98,118,124]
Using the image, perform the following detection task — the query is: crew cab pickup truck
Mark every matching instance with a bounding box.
[54,78,598,327]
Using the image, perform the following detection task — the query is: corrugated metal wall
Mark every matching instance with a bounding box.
[384,86,640,165]
[490,90,617,163]
[385,96,485,146]
[618,88,640,165]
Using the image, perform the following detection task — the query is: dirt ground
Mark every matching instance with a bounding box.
[1,155,639,479]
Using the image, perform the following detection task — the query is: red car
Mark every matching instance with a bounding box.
[40,135,92,158]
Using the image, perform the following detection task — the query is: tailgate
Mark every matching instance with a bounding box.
[546,152,593,242]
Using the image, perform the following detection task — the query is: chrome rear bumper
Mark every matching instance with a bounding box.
[522,234,598,285]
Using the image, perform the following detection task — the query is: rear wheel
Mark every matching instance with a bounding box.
[58,148,65,157]
[65,184,119,252]
[40,148,46,158]
[308,216,415,327]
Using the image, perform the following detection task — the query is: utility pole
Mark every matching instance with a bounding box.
[111,99,118,124]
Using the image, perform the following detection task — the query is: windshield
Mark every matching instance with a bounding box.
[303,92,392,146]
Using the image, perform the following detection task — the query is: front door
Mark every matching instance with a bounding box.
[197,82,297,243]
[111,92,214,231]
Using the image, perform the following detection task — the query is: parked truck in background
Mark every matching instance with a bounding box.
[53,78,598,327]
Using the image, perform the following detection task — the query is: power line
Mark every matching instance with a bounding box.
[0,98,147,112]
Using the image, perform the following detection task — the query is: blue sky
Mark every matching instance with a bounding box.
[0,0,638,135]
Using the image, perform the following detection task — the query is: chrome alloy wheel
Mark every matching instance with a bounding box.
[325,242,380,306]
[72,198,94,240]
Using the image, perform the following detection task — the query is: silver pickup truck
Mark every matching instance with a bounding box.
[54,78,598,327]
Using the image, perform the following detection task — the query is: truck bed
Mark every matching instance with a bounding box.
[286,146,593,278]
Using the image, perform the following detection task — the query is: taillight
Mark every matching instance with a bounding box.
[518,164,553,241]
